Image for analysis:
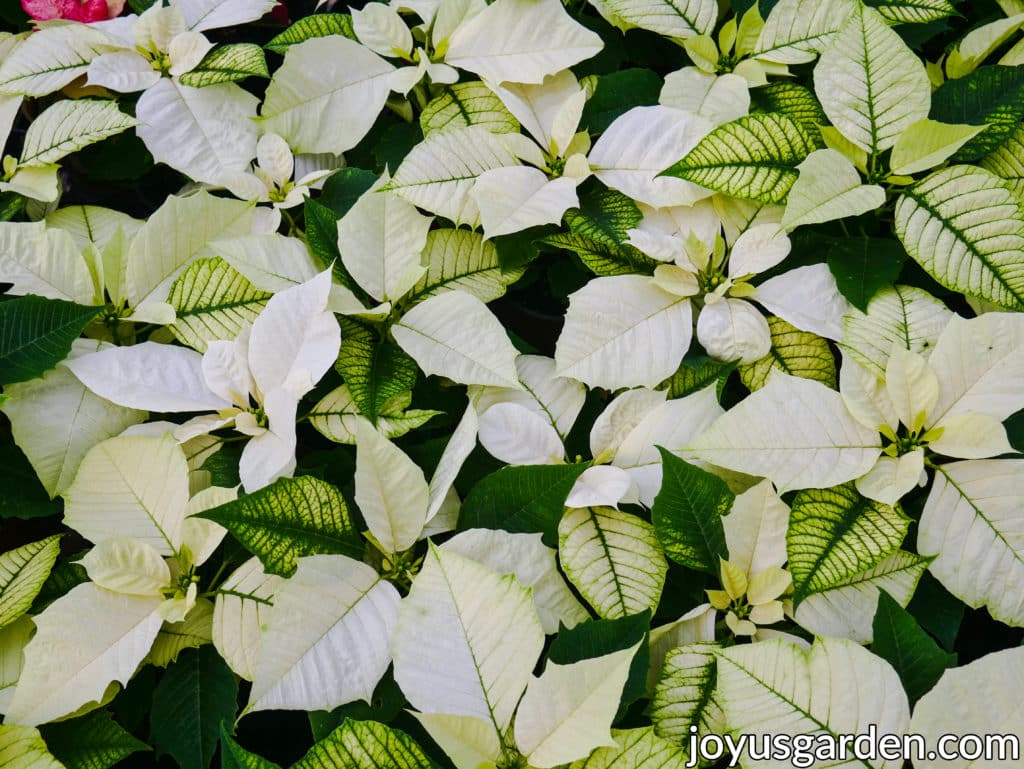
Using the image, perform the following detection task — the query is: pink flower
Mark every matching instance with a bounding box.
[21,0,125,22]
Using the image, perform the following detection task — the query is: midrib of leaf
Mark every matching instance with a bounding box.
[855,5,880,157]
[435,554,506,742]
[109,456,178,555]
[266,577,381,694]
[565,295,689,370]
[933,465,1024,569]
[792,492,872,602]
[587,506,629,616]
[214,588,274,606]
[720,653,876,769]
[902,185,1024,309]
[392,321,508,381]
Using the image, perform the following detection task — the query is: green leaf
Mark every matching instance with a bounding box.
[651,449,730,575]
[293,719,433,769]
[660,355,737,400]
[906,572,963,652]
[195,476,363,577]
[219,726,282,769]
[0,725,65,769]
[264,14,357,54]
[150,646,238,769]
[40,711,150,769]
[309,385,440,445]
[336,317,417,423]
[406,229,523,305]
[0,296,101,386]
[30,556,87,614]
[318,168,379,218]
[178,44,269,88]
[544,188,659,276]
[787,483,910,605]
[0,534,61,629]
[168,257,271,353]
[0,442,62,520]
[980,121,1024,199]
[303,197,364,296]
[307,673,406,742]
[661,113,815,204]
[648,642,724,747]
[753,82,827,144]
[542,233,659,277]
[894,165,1024,310]
[567,188,642,245]
[580,69,661,134]
[420,81,519,136]
[931,65,1024,162]
[825,236,908,312]
[864,0,956,24]
[549,611,652,718]
[738,316,837,392]
[871,590,956,705]
[569,727,689,769]
[458,463,590,547]
[19,100,138,167]
[559,507,668,620]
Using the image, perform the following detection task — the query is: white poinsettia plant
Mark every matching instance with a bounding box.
[4,0,1024,767]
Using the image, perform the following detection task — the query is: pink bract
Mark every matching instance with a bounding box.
[21,0,125,22]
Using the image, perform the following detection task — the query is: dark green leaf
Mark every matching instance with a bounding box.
[372,122,422,175]
[458,463,590,547]
[335,318,417,423]
[493,226,550,272]
[150,646,239,769]
[30,554,87,613]
[651,450,730,575]
[195,476,363,577]
[548,610,650,719]
[265,14,357,54]
[41,711,150,769]
[872,590,956,704]
[826,236,907,312]
[930,65,1024,161]
[752,82,827,144]
[0,296,102,385]
[303,197,364,295]
[293,719,433,769]
[542,232,659,276]
[906,571,964,651]
[318,168,378,218]
[0,441,62,519]
[567,188,643,245]
[220,726,282,769]
[659,355,737,400]
[581,69,661,134]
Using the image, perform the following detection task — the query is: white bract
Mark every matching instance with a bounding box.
[81,2,268,187]
[226,133,340,223]
[5,433,232,726]
[64,271,341,491]
[470,71,592,237]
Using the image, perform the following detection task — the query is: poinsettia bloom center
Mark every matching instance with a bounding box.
[21,0,123,22]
